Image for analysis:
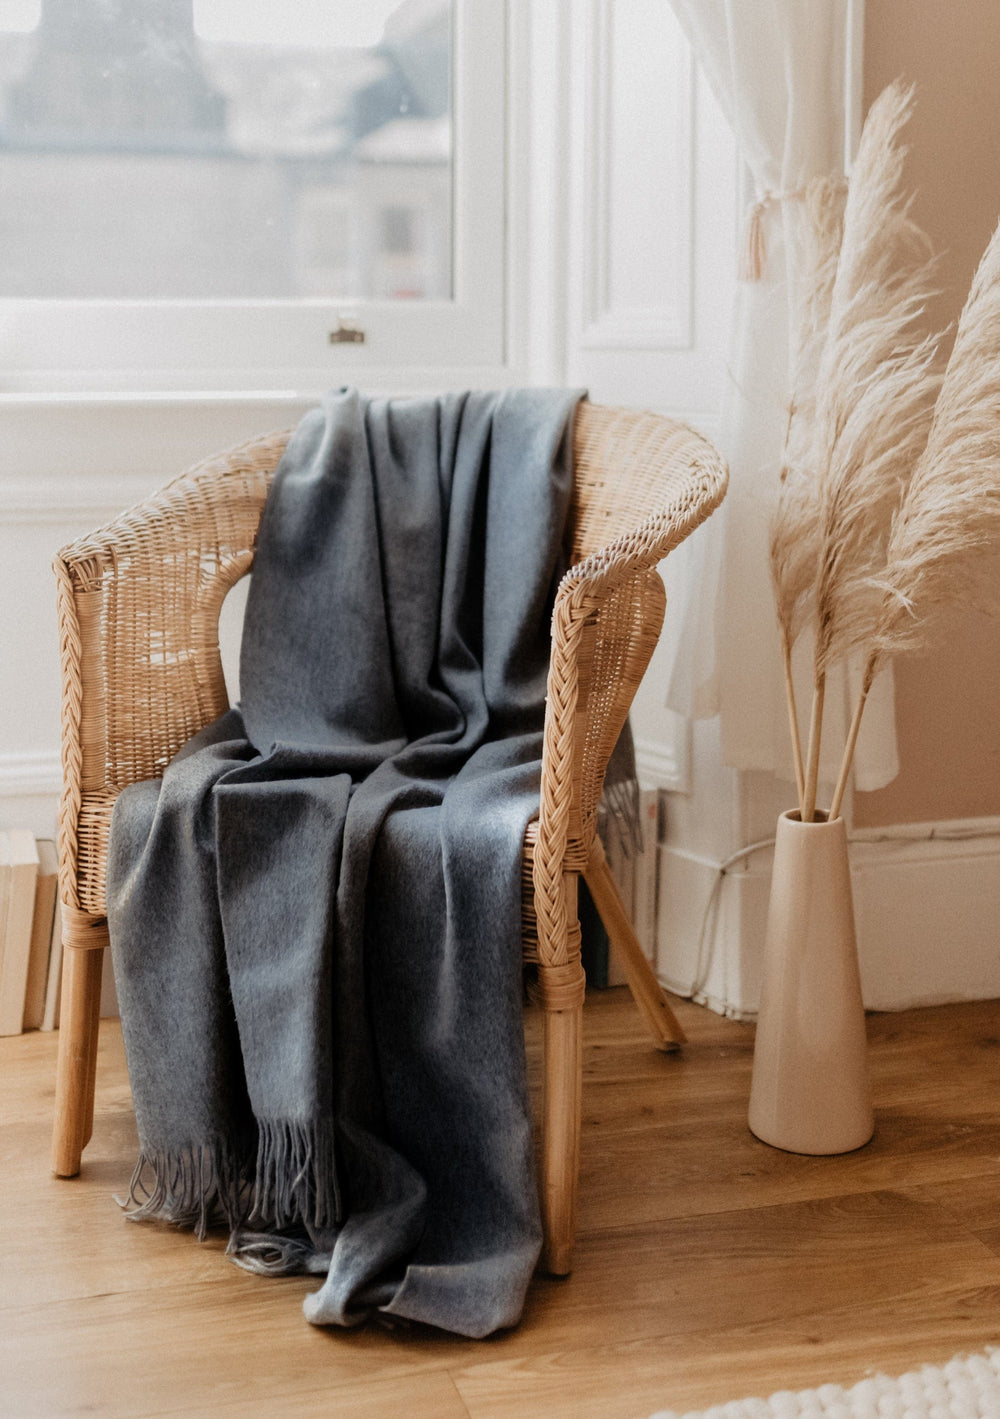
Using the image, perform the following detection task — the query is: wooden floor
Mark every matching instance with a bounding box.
[4,992,1000,1419]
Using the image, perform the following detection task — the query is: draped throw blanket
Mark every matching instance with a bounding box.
[107,386,583,1338]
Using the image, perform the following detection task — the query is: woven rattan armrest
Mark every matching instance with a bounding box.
[530,443,727,986]
[55,432,291,915]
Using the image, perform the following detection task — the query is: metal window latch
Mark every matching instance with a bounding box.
[328,317,365,344]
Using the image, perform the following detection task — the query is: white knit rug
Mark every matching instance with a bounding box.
[650,1348,1000,1418]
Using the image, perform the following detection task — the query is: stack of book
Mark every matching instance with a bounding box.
[580,786,660,988]
[0,832,63,1035]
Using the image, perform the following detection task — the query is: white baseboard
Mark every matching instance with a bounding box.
[0,751,61,795]
[656,820,1000,1019]
[0,754,61,839]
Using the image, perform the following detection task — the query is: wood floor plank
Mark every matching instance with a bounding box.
[0,1281,475,1419]
[509,1188,1000,1355]
[0,1097,243,1311]
[907,1173,1000,1256]
[452,1281,1000,1419]
[2,1019,130,1127]
[5,994,1000,1418]
[572,994,1000,1129]
[574,1104,1000,1233]
[155,1370,473,1419]
[1,1136,252,1310]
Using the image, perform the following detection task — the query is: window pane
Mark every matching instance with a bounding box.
[0,0,453,300]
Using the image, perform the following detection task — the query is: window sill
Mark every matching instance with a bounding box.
[0,366,526,486]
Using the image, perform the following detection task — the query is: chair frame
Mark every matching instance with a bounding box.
[50,402,727,1276]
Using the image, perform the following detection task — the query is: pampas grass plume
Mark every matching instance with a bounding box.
[869,216,1000,663]
[829,214,1000,820]
[769,80,943,817]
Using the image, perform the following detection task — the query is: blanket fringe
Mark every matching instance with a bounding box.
[226,1228,331,1277]
[250,1116,341,1232]
[119,1138,252,1240]
[120,1118,340,1241]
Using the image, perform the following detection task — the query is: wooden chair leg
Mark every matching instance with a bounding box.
[541,993,583,1276]
[52,911,107,1178]
[538,872,586,1277]
[584,837,686,1051]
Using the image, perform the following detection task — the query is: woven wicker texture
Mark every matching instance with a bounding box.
[650,1348,1000,1419]
[51,400,727,1264]
[55,404,726,949]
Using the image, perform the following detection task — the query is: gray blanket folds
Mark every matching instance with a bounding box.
[107,386,582,1338]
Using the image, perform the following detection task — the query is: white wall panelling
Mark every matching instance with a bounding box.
[558,0,738,794]
[657,821,1000,1020]
[579,0,694,352]
[564,0,739,426]
[505,0,573,386]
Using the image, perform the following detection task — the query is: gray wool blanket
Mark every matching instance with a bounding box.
[107,385,583,1339]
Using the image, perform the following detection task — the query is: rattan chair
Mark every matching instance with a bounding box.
[51,401,727,1275]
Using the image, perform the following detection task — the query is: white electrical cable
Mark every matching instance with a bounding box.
[684,837,776,1000]
[674,815,1000,1006]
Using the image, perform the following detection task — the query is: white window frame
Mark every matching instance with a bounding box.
[0,0,506,394]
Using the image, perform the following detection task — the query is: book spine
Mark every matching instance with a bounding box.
[0,842,10,1030]
[23,840,58,1031]
[632,788,661,964]
[0,831,40,1036]
[605,823,634,987]
[40,900,64,1032]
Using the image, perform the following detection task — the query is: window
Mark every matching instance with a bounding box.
[0,0,505,391]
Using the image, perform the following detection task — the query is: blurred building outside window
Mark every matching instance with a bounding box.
[0,0,452,302]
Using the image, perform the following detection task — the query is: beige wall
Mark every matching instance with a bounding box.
[854,0,1000,827]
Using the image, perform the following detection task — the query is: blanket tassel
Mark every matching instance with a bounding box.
[118,1117,340,1245]
[249,1115,341,1233]
[118,1138,253,1240]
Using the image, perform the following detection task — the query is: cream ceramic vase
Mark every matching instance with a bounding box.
[748,809,874,1155]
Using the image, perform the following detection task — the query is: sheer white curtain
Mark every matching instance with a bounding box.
[665,0,898,795]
